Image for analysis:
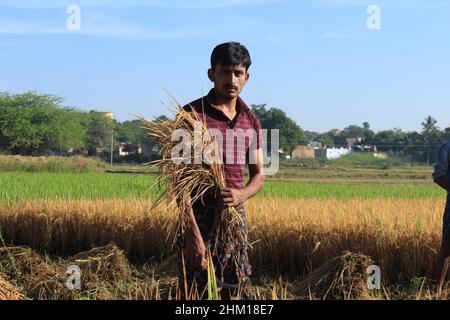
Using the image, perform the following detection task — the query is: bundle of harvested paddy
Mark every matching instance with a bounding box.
[0,244,135,300]
[72,242,131,283]
[139,101,248,253]
[293,251,375,300]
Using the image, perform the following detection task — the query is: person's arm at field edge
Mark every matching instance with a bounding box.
[218,147,265,208]
[433,144,449,192]
[434,176,450,192]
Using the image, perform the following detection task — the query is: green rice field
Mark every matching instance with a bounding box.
[0,171,443,204]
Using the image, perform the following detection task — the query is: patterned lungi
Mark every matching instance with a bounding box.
[176,200,252,300]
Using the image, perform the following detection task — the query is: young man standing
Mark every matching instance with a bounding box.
[434,141,450,294]
[177,42,265,299]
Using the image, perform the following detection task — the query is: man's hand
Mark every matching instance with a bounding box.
[217,187,248,208]
[183,230,208,270]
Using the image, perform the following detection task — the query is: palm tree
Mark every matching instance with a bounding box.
[421,116,440,165]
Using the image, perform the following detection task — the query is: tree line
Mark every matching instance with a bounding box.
[0,92,153,160]
[305,117,450,164]
[0,92,448,164]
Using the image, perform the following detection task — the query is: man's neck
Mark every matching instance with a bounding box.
[211,89,237,113]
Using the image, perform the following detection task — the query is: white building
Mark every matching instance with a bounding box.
[315,147,351,160]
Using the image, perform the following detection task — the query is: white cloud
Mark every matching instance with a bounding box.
[0,20,66,35]
[0,18,214,39]
[312,0,450,10]
[0,1,259,39]
[0,0,284,9]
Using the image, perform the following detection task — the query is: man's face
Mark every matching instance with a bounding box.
[208,63,250,100]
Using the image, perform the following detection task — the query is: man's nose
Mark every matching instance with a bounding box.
[225,71,237,83]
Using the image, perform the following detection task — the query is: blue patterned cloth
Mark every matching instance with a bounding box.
[433,142,450,240]
[443,194,450,240]
[433,142,450,183]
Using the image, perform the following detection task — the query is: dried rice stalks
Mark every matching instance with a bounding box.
[139,98,248,257]
[0,273,23,300]
[293,251,374,300]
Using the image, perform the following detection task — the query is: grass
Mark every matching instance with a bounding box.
[282,152,428,169]
[0,172,155,204]
[0,155,105,173]
[273,166,433,180]
[0,172,443,204]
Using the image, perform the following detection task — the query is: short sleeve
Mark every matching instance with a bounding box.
[251,115,264,150]
[433,143,450,181]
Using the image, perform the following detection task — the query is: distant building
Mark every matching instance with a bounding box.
[315,147,351,160]
[118,143,130,157]
[291,145,315,159]
[351,145,377,153]
[101,112,114,120]
[141,143,162,159]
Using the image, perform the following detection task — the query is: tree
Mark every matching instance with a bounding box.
[251,104,308,156]
[363,122,370,130]
[421,116,441,165]
[315,133,335,148]
[304,131,320,142]
[81,111,115,156]
[0,92,84,155]
[341,123,375,141]
[115,119,156,162]
[116,119,149,146]
[48,107,87,154]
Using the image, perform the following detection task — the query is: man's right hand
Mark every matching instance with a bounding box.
[183,230,208,270]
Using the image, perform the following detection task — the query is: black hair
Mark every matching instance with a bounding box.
[210,42,252,71]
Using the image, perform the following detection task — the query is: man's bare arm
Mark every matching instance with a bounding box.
[434,176,450,192]
[183,199,207,270]
[242,147,265,200]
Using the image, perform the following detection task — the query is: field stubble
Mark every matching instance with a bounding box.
[0,196,447,299]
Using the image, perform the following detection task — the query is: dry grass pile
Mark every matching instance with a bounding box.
[0,273,23,300]
[72,242,132,283]
[0,243,140,299]
[292,251,374,299]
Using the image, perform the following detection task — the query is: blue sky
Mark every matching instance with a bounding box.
[0,0,449,132]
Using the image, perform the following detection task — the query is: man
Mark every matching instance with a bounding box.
[434,141,450,294]
[177,42,265,299]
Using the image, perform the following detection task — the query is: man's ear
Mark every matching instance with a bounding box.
[207,69,214,82]
[245,72,250,83]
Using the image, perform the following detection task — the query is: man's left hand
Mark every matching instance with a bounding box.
[217,187,248,208]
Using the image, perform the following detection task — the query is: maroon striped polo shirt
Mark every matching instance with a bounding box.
[183,89,263,189]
